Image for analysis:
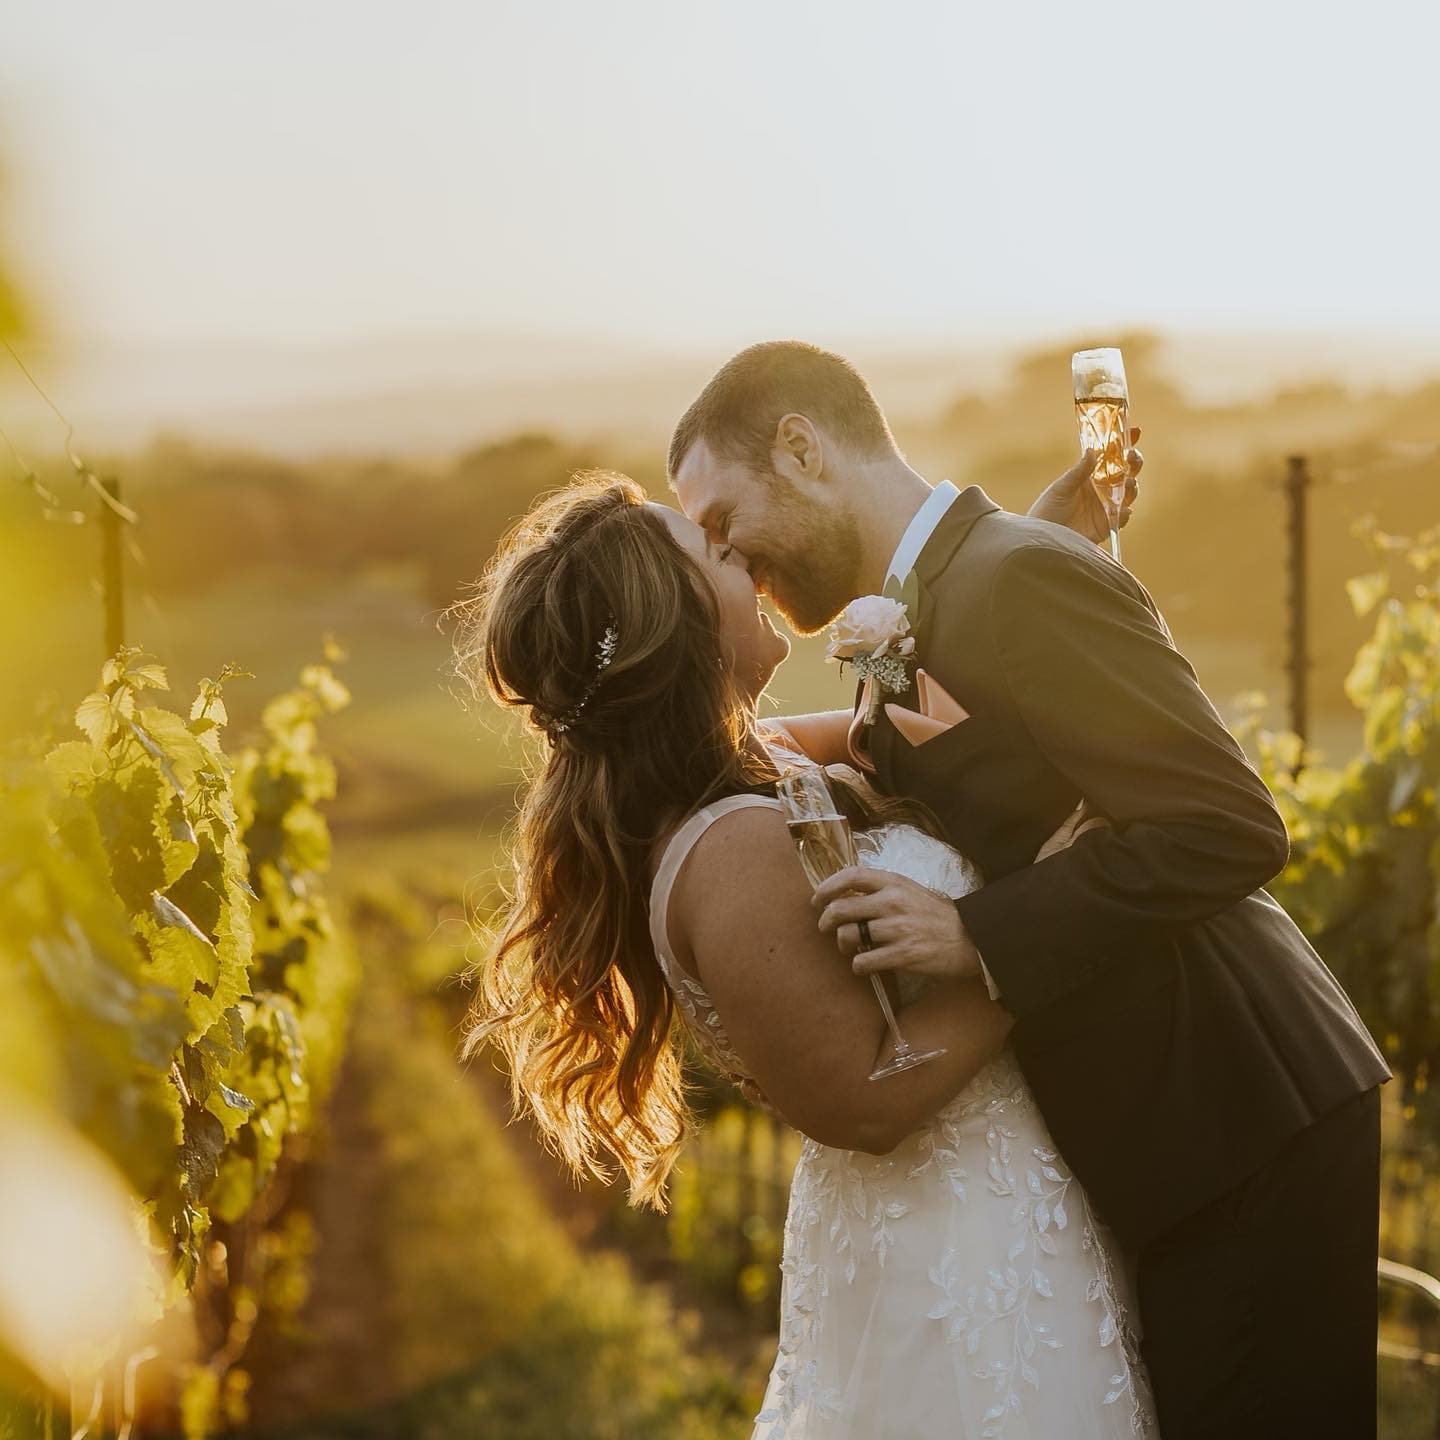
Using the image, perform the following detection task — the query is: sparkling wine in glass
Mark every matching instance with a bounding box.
[1071,347,1130,561]
[776,766,947,1081]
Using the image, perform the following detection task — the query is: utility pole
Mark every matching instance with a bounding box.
[99,475,126,658]
[1284,455,1310,753]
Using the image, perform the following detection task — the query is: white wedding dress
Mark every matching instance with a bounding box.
[648,765,1158,1440]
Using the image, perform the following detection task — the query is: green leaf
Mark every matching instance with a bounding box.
[181,1042,214,1106]
[283,806,332,875]
[1345,635,1386,712]
[164,837,226,937]
[260,690,316,740]
[130,721,188,801]
[142,911,216,997]
[126,662,170,691]
[300,664,351,713]
[75,691,112,746]
[252,1102,288,1189]
[185,908,253,1037]
[272,1002,307,1091]
[152,892,216,949]
[1363,686,1406,758]
[44,739,106,790]
[209,1147,261,1224]
[1389,758,1425,816]
[190,692,228,727]
[92,766,169,910]
[201,1076,257,1145]
[161,809,201,889]
[1346,572,1389,618]
[218,1082,255,1112]
[138,707,224,793]
[178,1103,226,1203]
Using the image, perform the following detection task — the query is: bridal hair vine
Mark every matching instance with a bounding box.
[544,618,619,735]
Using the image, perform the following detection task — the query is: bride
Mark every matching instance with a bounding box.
[452,471,1157,1438]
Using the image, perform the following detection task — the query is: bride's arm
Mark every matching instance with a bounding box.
[762,710,854,765]
[668,805,1012,1154]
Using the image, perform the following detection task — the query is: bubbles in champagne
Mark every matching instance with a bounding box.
[1075,397,1130,498]
[786,815,857,889]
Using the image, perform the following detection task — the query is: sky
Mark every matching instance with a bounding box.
[4,0,1439,352]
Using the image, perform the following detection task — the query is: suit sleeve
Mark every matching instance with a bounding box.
[954,542,1291,1017]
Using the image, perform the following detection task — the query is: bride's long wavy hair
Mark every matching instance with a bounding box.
[449,472,777,1208]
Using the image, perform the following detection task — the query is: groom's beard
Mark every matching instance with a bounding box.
[760,496,864,637]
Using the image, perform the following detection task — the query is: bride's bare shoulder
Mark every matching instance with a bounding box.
[667,802,805,929]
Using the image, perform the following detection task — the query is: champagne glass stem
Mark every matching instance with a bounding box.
[868,974,913,1056]
[1105,484,1123,562]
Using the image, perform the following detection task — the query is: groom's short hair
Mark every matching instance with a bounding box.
[668,340,897,477]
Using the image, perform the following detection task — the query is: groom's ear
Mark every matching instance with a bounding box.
[771,413,824,485]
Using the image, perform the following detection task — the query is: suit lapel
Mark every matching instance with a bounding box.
[871,486,1000,788]
[913,485,1001,590]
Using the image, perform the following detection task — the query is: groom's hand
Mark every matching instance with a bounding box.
[813,868,983,982]
[1028,427,1143,545]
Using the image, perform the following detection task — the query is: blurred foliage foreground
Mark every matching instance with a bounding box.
[0,646,356,1436]
[0,637,755,1439]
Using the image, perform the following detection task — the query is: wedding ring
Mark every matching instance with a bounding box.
[857,919,875,952]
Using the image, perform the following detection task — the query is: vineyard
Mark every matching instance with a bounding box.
[0,640,357,1437]
[1,376,1437,1436]
[0,634,762,1439]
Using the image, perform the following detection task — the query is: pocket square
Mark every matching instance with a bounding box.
[886,669,971,748]
[885,705,951,747]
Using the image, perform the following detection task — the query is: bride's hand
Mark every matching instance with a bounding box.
[1027,427,1143,546]
[813,866,983,982]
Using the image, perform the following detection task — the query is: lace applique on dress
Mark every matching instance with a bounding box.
[649,791,1156,1438]
[653,940,750,1082]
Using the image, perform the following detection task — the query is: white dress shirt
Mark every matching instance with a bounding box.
[881,479,1002,1001]
[885,480,960,587]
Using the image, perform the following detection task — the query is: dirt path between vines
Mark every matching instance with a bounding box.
[243,1033,395,1428]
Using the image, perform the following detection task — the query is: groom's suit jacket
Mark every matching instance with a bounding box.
[866,485,1389,1248]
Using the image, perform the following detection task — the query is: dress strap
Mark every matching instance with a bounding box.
[648,793,784,977]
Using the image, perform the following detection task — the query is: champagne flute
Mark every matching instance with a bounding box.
[1071,347,1130,561]
[776,766,947,1081]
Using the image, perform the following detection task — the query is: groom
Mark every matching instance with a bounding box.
[670,341,1390,1439]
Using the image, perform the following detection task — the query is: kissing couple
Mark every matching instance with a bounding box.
[454,341,1388,1439]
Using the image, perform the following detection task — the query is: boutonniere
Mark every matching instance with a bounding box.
[826,572,919,726]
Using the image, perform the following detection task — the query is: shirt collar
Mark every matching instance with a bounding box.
[886,480,960,586]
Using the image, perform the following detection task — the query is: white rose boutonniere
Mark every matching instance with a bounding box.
[826,589,917,726]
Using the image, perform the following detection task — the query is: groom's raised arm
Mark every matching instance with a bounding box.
[953,541,1290,1018]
